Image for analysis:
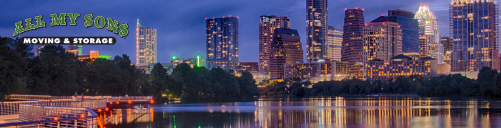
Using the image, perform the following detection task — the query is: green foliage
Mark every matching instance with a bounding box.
[0,37,259,101]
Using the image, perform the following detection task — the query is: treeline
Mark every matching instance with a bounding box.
[0,37,259,101]
[260,67,501,98]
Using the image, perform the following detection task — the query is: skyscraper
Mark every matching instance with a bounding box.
[259,15,290,74]
[342,8,365,79]
[206,16,239,72]
[388,10,419,54]
[450,0,499,72]
[306,0,328,62]
[269,28,303,80]
[326,26,343,61]
[415,3,443,64]
[136,19,157,65]
[363,16,403,79]
[440,37,453,64]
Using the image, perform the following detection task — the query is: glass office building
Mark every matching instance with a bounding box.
[136,19,157,65]
[306,0,328,62]
[388,10,419,54]
[206,16,239,71]
[259,15,290,74]
[415,3,443,64]
[450,0,499,71]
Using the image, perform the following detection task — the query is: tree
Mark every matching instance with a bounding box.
[237,72,259,99]
[149,63,169,100]
[478,67,499,97]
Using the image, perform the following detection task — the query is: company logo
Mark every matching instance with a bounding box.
[13,13,129,45]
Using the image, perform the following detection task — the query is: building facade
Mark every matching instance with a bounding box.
[238,62,259,73]
[306,0,328,62]
[388,10,420,54]
[440,37,454,65]
[415,3,443,64]
[206,16,239,71]
[284,60,350,81]
[269,28,303,80]
[171,56,203,68]
[366,54,437,82]
[450,0,499,72]
[259,15,290,74]
[326,26,343,61]
[363,16,403,79]
[342,8,365,79]
[136,19,157,65]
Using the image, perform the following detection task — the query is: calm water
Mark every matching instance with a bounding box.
[100,97,501,128]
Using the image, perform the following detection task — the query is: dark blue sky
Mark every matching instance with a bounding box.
[0,0,452,64]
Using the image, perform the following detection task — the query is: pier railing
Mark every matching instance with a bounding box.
[1,94,153,127]
[0,105,98,128]
[6,94,73,101]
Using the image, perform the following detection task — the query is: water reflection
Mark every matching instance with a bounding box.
[104,97,501,128]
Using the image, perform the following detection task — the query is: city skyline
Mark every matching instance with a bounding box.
[0,0,480,64]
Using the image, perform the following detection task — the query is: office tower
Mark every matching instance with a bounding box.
[450,0,499,72]
[259,15,290,74]
[306,0,328,62]
[363,16,403,79]
[136,19,157,65]
[440,37,454,64]
[342,8,365,79]
[388,10,419,54]
[366,54,437,81]
[206,16,239,72]
[415,3,443,64]
[269,28,303,80]
[326,26,343,61]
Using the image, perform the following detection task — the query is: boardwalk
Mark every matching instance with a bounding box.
[0,94,153,128]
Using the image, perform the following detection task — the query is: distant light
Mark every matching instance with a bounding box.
[344,8,347,11]
[356,7,358,10]
[381,14,384,16]
[229,15,231,18]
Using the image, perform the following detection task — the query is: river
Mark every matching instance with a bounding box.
[101,97,501,128]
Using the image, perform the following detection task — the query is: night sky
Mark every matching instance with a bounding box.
[0,0,453,64]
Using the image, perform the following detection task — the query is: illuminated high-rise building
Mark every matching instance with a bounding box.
[415,3,443,64]
[440,37,454,64]
[342,8,365,79]
[206,16,239,71]
[259,15,290,74]
[388,10,419,54]
[326,26,343,61]
[306,0,328,62]
[363,16,403,79]
[136,19,157,65]
[450,0,499,72]
[269,28,303,80]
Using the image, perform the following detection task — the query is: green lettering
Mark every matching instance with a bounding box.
[94,16,106,29]
[84,14,94,28]
[67,13,80,26]
[13,21,25,37]
[119,23,129,38]
[50,13,67,26]
[25,18,35,30]
[35,15,46,28]
[107,18,119,34]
